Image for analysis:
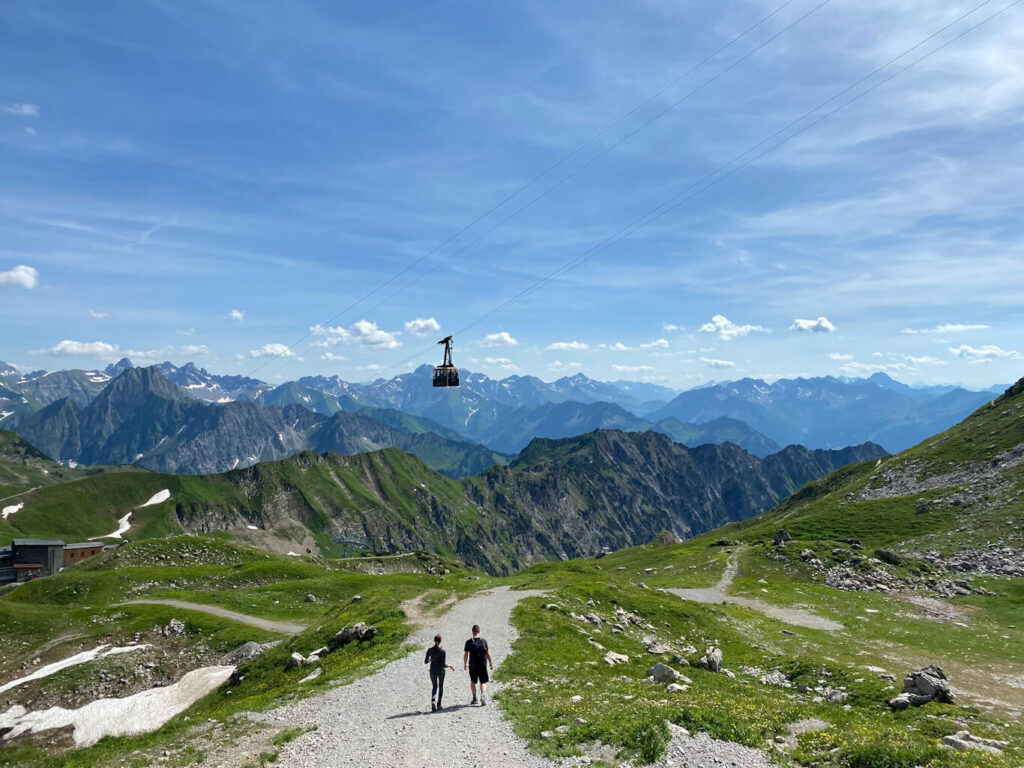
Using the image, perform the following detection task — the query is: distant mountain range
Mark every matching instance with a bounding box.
[0,359,1000,470]
[0,426,886,574]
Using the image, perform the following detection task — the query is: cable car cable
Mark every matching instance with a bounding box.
[243,0,821,379]
[358,0,1017,386]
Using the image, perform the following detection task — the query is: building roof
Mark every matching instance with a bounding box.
[12,539,66,547]
[65,542,104,550]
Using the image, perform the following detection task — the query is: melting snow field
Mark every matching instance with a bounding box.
[1,502,23,520]
[0,644,149,696]
[141,489,171,507]
[89,511,133,541]
[0,665,234,747]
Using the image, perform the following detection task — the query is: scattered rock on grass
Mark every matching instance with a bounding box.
[696,646,723,673]
[941,731,1007,754]
[603,651,629,666]
[331,622,377,648]
[646,663,682,683]
[888,664,955,709]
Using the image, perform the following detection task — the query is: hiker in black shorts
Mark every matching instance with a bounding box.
[424,634,455,712]
[463,624,493,705]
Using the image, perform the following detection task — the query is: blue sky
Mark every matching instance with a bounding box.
[2,0,1022,389]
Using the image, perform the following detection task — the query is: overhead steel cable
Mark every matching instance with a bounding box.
[358,0,1018,386]
[244,0,820,378]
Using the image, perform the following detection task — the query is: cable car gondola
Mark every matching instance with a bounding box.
[432,335,460,387]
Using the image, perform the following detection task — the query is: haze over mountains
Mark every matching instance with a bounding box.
[0,358,995,467]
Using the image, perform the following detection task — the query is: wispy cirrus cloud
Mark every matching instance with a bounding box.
[3,103,39,117]
[612,364,655,373]
[700,357,737,369]
[88,309,112,320]
[902,323,989,334]
[547,340,589,351]
[950,344,1020,363]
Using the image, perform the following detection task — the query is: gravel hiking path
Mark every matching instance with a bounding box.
[669,553,842,631]
[246,586,554,768]
[120,599,305,634]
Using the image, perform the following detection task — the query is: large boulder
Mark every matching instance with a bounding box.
[223,641,267,665]
[941,731,1006,754]
[887,664,954,709]
[774,530,792,546]
[646,663,681,684]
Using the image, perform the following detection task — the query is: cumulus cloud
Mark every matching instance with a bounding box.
[225,308,245,322]
[480,331,518,347]
[700,357,737,369]
[547,340,589,351]
[250,343,297,358]
[902,323,988,334]
[599,342,632,352]
[311,320,401,350]
[0,265,39,289]
[404,317,441,337]
[320,352,345,362]
[483,356,520,372]
[699,315,767,341]
[612,364,656,373]
[828,352,854,361]
[950,344,1021,362]
[791,316,836,333]
[549,360,583,373]
[32,340,118,357]
[640,338,669,350]
[88,309,112,320]
[3,103,39,117]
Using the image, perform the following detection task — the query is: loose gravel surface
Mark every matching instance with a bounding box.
[252,586,555,768]
[669,553,842,631]
[121,600,306,634]
[647,725,774,768]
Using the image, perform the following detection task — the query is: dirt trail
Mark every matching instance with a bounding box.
[669,552,843,631]
[120,599,305,634]
[241,586,553,768]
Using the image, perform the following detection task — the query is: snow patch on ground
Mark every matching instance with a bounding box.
[141,489,171,507]
[0,644,149,696]
[1,502,23,520]
[0,665,234,747]
[246,525,259,530]
[89,511,133,540]
[287,551,301,557]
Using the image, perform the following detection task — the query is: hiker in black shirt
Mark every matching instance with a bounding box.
[424,634,454,712]
[462,624,493,705]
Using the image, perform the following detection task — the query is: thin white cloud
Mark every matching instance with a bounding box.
[612,364,656,373]
[699,315,767,341]
[250,343,297,359]
[549,360,582,373]
[88,309,112,320]
[483,356,520,372]
[547,340,589,351]
[839,362,911,377]
[32,340,118,357]
[176,328,196,336]
[828,352,854,361]
[24,126,36,136]
[225,308,245,322]
[480,331,518,347]
[320,352,345,362]
[0,265,39,289]
[791,316,836,333]
[357,363,384,372]
[905,355,947,366]
[700,357,737,369]
[311,320,401,350]
[903,323,989,334]
[599,342,632,352]
[950,344,1021,363]
[404,317,441,337]
[639,338,669,350]
[3,103,39,117]
[662,323,683,332]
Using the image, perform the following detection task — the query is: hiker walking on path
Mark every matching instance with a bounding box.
[463,624,493,705]
[424,634,455,712]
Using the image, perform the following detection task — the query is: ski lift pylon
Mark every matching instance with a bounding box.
[432,335,459,387]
